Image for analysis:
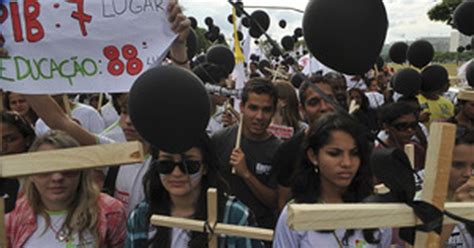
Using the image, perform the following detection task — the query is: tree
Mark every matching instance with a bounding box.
[427,0,462,28]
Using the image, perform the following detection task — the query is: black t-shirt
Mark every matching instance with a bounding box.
[274,129,306,188]
[212,125,281,229]
[0,178,19,213]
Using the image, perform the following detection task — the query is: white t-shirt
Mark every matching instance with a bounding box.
[100,101,120,129]
[35,103,105,135]
[100,120,126,143]
[345,75,367,91]
[365,92,385,109]
[23,212,95,248]
[114,155,152,214]
[273,204,392,248]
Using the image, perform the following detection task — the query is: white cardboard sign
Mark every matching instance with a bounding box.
[0,0,176,93]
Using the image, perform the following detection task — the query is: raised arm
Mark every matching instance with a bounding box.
[167,0,191,69]
[24,94,97,146]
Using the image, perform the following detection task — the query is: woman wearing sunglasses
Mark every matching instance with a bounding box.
[126,134,263,248]
[378,102,426,171]
[273,113,391,247]
[6,131,126,247]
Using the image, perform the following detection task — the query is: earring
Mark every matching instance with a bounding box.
[314,167,319,174]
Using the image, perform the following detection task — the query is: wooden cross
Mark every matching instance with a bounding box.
[150,188,274,248]
[0,141,145,247]
[287,123,474,247]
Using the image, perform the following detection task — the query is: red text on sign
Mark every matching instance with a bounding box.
[103,45,144,76]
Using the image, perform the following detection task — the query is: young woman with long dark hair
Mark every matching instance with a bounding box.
[126,134,263,248]
[273,113,391,247]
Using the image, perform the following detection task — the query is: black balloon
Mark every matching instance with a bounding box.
[249,10,270,38]
[453,0,474,36]
[303,0,388,75]
[241,17,250,28]
[235,1,244,17]
[237,31,244,41]
[250,54,259,61]
[294,28,303,38]
[458,46,465,53]
[392,68,422,96]
[466,45,472,50]
[290,72,307,88]
[281,36,295,51]
[292,35,298,42]
[210,25,220,36]
[254,40,259,45]
[186,29,197,60]
[205,31,218,42]
[129,66,210,153]
[204,17,213,26]
[407,40,434,69]
[206,45,235,76]
[389,42,408,64]
[249,28,263,39]
[466,60,474,88]
[217,34,226,43]
[227,14,234,24]
[188,17,198,29]
[279,20,287,29]
[271,47,281,57]
[421,65,449,92]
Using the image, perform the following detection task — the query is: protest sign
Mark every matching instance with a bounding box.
[0,0,176,93]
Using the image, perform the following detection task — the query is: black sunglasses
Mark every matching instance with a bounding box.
[391,121,418,132]
[157,160,202,175]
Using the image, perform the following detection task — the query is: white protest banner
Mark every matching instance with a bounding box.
[0,0,176,94]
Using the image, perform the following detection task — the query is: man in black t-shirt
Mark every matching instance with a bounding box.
[273,75,336,211]
[212,79,281,230]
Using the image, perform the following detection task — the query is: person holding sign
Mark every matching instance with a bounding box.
[126,134,263,247]
[273,113,392,247]
[6,131,126,248]
[17,0,192,213]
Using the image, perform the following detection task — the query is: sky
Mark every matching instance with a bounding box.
[179,0,455,45]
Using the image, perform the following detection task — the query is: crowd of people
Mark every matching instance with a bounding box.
[1,1,473,247]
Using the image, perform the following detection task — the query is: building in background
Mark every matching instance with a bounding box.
[449,31,471,52]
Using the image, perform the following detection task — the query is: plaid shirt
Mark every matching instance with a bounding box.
[6,193,126,248]
[125,195,264,248]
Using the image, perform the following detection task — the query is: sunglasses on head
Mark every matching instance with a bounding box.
[391,121,418,132]
[157,160,202,175]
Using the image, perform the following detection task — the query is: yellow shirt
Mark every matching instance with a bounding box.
[417,94,454,129]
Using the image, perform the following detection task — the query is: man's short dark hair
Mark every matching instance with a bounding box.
[241,78,278,108]
[298,75,330,106]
